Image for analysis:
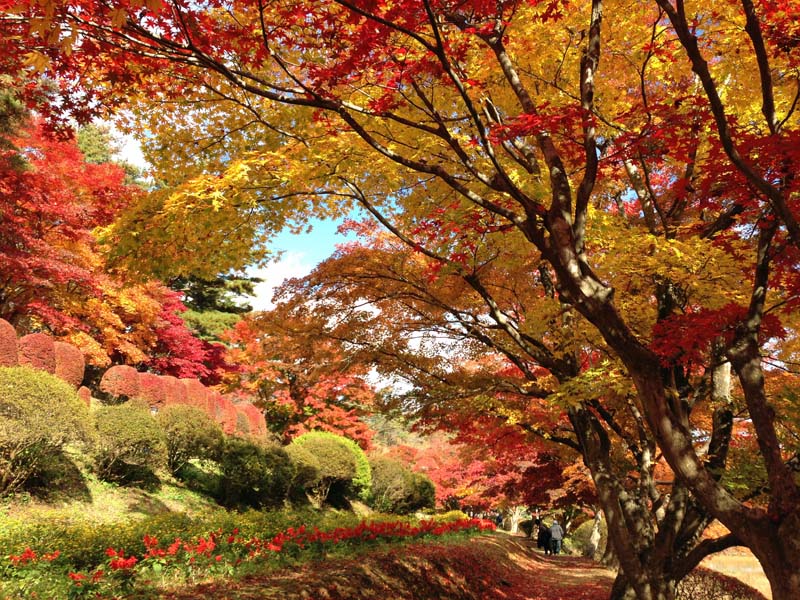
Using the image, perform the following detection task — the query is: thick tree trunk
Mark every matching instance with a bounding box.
[610,572,676,600]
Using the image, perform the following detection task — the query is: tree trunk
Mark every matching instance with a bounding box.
[583,510,602,558]
[609,571,676,600]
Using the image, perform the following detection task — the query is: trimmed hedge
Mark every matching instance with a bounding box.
[17,333,56,374]
[93,400,167,480]
[53,341,85,388]
[368,456,435,514]
[180,378,208,410]
[156,404,224,474]
[138,372,167,408]
[219,437,294,508]
[98,365,141,403]
[0,366,92,495]
[290,431,372,505]
[0,318,17,367]
[161,375,187,405]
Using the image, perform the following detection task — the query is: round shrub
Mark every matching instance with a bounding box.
[368,456,436,514]
[290,431,372,504]
[285,443,321,496]
[0,318,17,367]
[156,404,225,475]
[53,341,85,388]
[219,437,294,508]
[17,332,56,373]
[98,365,141,403]
[93,400,167,481]
[0,366,92,495]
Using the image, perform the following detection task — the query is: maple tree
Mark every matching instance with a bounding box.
[0,109,224,382]
[222,311,376,448]
[268,227,747,599]
[6,0,800,597]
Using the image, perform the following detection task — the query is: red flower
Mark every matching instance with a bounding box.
[68,572,87,582]
[109,555,138,570]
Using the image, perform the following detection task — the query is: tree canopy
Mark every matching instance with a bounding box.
[3,1,800,598]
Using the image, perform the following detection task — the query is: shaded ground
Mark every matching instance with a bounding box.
[162,534,615,600]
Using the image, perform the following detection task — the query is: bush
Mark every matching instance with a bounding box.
[0,318,17,367]
[0,366,93,495]
[676,566,767,600]
[285,443,321,498]
[429,510,470,523]
[290,431,372,505]
[137,372,167,408]
[219,437,294,508]
[368,456,435,514]
[156,404,224,475]
[161,375,187,405]
[93,401,167,481]
[98,365,141,403]
[17,333,56,374]
[53,341,85,388]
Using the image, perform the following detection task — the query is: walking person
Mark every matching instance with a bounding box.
[537,521,552,554]
[549,519,564,555]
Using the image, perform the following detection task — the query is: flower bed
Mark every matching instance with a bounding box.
[1,518,495,598]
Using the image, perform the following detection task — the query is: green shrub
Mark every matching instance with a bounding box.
[368,456,435,514]
[93,400,167,481]
[156,404,224,475]
[290,431,372,505]
[219,437,294,508]
[0,506,364,575]
[0,366,93,495]
[429,510,470,523]
[285,443,321,497]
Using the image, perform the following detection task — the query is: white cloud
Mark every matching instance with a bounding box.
[115,133,148,170]
[248,252,316,311]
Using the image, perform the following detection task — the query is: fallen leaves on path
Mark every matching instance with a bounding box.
[161,534,615,600]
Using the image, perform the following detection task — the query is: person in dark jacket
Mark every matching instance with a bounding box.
[549,519,564,555]
[537,522,552,554]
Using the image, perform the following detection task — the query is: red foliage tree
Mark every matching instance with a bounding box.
[0,121,133,331]
[53,340,85,388]
[17,332,56,374]
[223,314,376,449]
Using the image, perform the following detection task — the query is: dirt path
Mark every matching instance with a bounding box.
[161,534,615,600]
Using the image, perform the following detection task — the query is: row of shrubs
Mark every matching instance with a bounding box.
[0,366,434,514]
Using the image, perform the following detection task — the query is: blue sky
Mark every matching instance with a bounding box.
[115,129,359,312]
[248,218,354,310]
